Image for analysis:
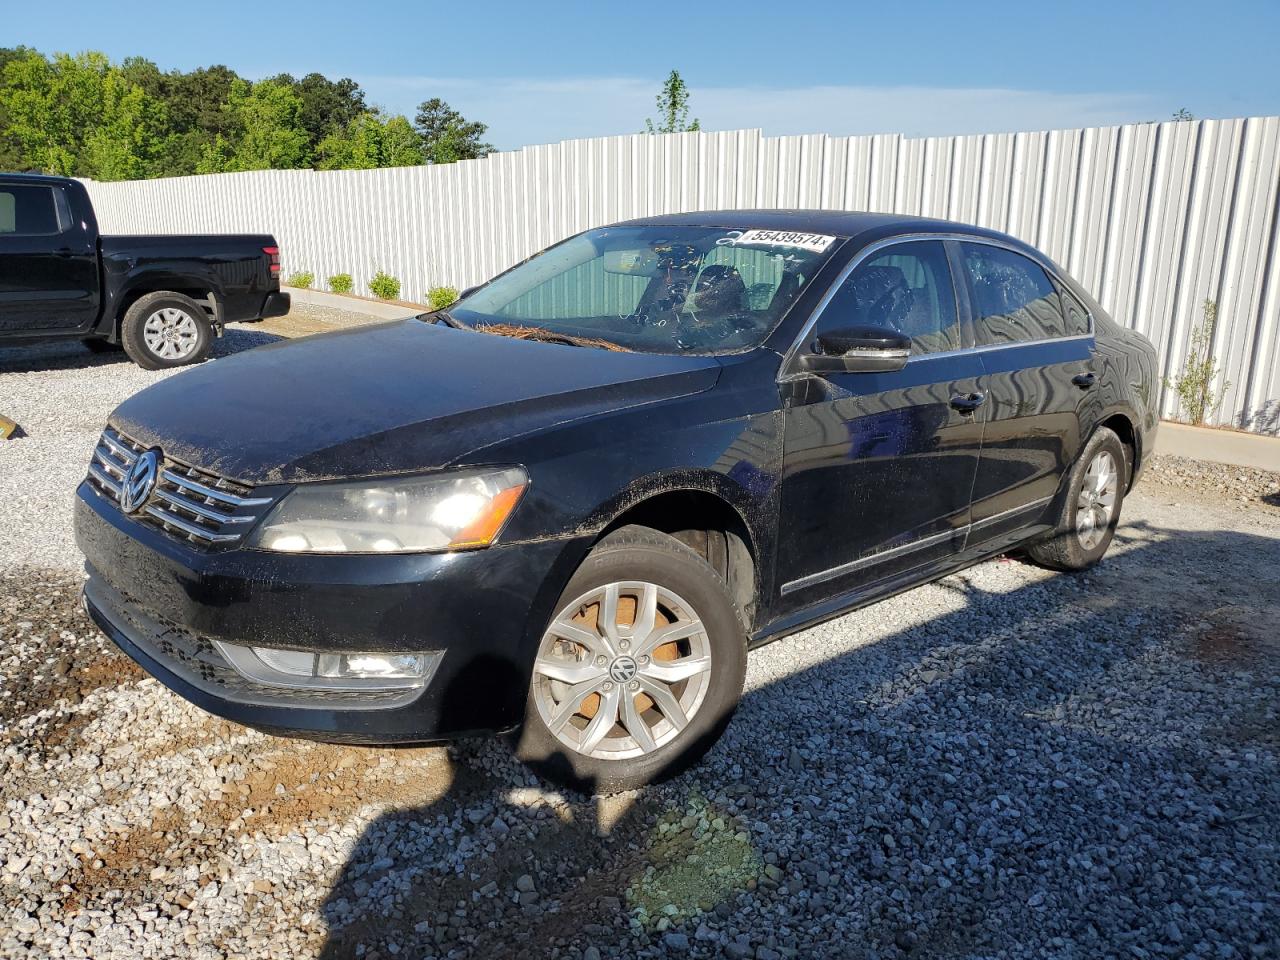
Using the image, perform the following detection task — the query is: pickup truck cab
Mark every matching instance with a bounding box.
[0,172,289,369]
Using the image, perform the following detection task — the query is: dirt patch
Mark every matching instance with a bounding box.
[1186,604,1280,670]
[249,303,391,340]
[62,741,455,921]
[60,803,206,916]
[197,741,454,838]
[0,567,143,732]
[1144,454,1280,512]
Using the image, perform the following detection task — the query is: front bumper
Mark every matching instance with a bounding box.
[75,485,588,743]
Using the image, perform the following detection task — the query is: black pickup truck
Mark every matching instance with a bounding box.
[0,172,289,369]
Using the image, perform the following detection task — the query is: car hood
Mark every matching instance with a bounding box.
[110,319,722,484]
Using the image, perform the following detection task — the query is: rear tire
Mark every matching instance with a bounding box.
[1025,426,1127,571]
[120,292,213,370]
[514,526,747,793]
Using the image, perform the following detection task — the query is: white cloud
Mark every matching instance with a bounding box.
[356,74,1163,150]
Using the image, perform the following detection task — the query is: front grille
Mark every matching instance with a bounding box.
[86,427,276,547]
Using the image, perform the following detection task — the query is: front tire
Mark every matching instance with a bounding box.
[120,292,213,370]
[515,526,747,793]
[1025,426,1127,571]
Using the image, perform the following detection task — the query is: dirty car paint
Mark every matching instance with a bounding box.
[75,209,1160,745]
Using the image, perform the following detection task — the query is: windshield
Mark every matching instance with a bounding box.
[449,225,841,354]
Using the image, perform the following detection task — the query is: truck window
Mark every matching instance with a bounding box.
[0,184,61,236]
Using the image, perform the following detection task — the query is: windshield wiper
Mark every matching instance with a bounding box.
[429,309,467,329]
[473,323,628,351]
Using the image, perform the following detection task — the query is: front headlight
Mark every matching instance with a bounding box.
[248,467,527,554]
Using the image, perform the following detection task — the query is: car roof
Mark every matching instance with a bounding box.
[0,171,73,185]
[613,208,1031,251]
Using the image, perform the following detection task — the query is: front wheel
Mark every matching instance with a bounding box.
[514,526,747,793]
[120,292,213,370]
[1025,426,1127,571]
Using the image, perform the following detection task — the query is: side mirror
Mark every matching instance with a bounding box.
[798,326,911,374]
[457,285,480,300]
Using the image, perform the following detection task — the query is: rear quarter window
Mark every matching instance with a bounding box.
[1058,285,1093,337]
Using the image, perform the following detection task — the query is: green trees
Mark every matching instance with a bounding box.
[645,70,700,134]
[413,98,494,164]
[267,72,366,151]
[0,50,167,178]
[317,112,423,170]
[0,48,495,180]
[214,79,312,172]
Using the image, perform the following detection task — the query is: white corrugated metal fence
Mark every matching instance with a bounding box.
[83,118,1280,434]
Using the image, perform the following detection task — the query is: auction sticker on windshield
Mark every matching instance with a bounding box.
[721,229,836,254]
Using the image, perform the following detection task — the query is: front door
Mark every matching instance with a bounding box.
[0,181,99,335]
[956,241,1095,542]
[776,239,984,611]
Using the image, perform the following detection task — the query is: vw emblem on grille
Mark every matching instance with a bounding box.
[120,448,160,514]
[608,656,638,684]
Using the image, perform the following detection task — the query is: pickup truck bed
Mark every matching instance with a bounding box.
[1,172,289,368]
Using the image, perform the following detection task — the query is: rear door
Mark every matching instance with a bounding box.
[957,240,1095,541]
[776,239,985,608]
[0,181,99,335]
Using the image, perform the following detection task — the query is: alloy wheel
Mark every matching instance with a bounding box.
[142,307,200,361]
[532,581,713,761]
[1076,450,1119,550]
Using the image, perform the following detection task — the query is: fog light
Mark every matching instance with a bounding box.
[316,652,427,679]
[214,641,442,692]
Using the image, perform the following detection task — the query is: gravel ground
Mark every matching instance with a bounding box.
[2,319,1279,958]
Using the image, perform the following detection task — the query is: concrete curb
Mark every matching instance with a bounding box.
[283,286,427,320]
[1154,421,1280,471]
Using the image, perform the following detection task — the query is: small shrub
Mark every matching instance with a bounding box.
[369,271,401,301]
[286,270,314,289]
[328,273,353,294]
[1163,298,1230,426]
[427,285,460,311]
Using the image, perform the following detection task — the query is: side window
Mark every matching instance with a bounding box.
[818,240,960,355]
[1058,285,1092,337]
[961,243,1066,344]
[0,184,60,236]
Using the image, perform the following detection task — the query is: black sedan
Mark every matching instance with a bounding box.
[75,211,1159,791]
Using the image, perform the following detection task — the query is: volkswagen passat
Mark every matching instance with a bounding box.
[76,211,1158,791]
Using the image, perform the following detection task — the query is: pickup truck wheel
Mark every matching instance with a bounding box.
[514,526,747,793]
[121,292,213,370]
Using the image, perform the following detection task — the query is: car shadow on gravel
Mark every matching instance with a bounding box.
[0,326,285,374]
[313,524,1280,960]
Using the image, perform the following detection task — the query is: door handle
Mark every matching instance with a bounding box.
[949,392,987,413]
[1072,373,1097,389]
[53,248,76,258]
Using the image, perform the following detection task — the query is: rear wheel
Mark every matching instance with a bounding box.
[515,526,747,793]
[120,292,213,370]
[1025,426,1127,571]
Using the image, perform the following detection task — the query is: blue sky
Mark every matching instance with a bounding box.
[6,0,1279,150]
